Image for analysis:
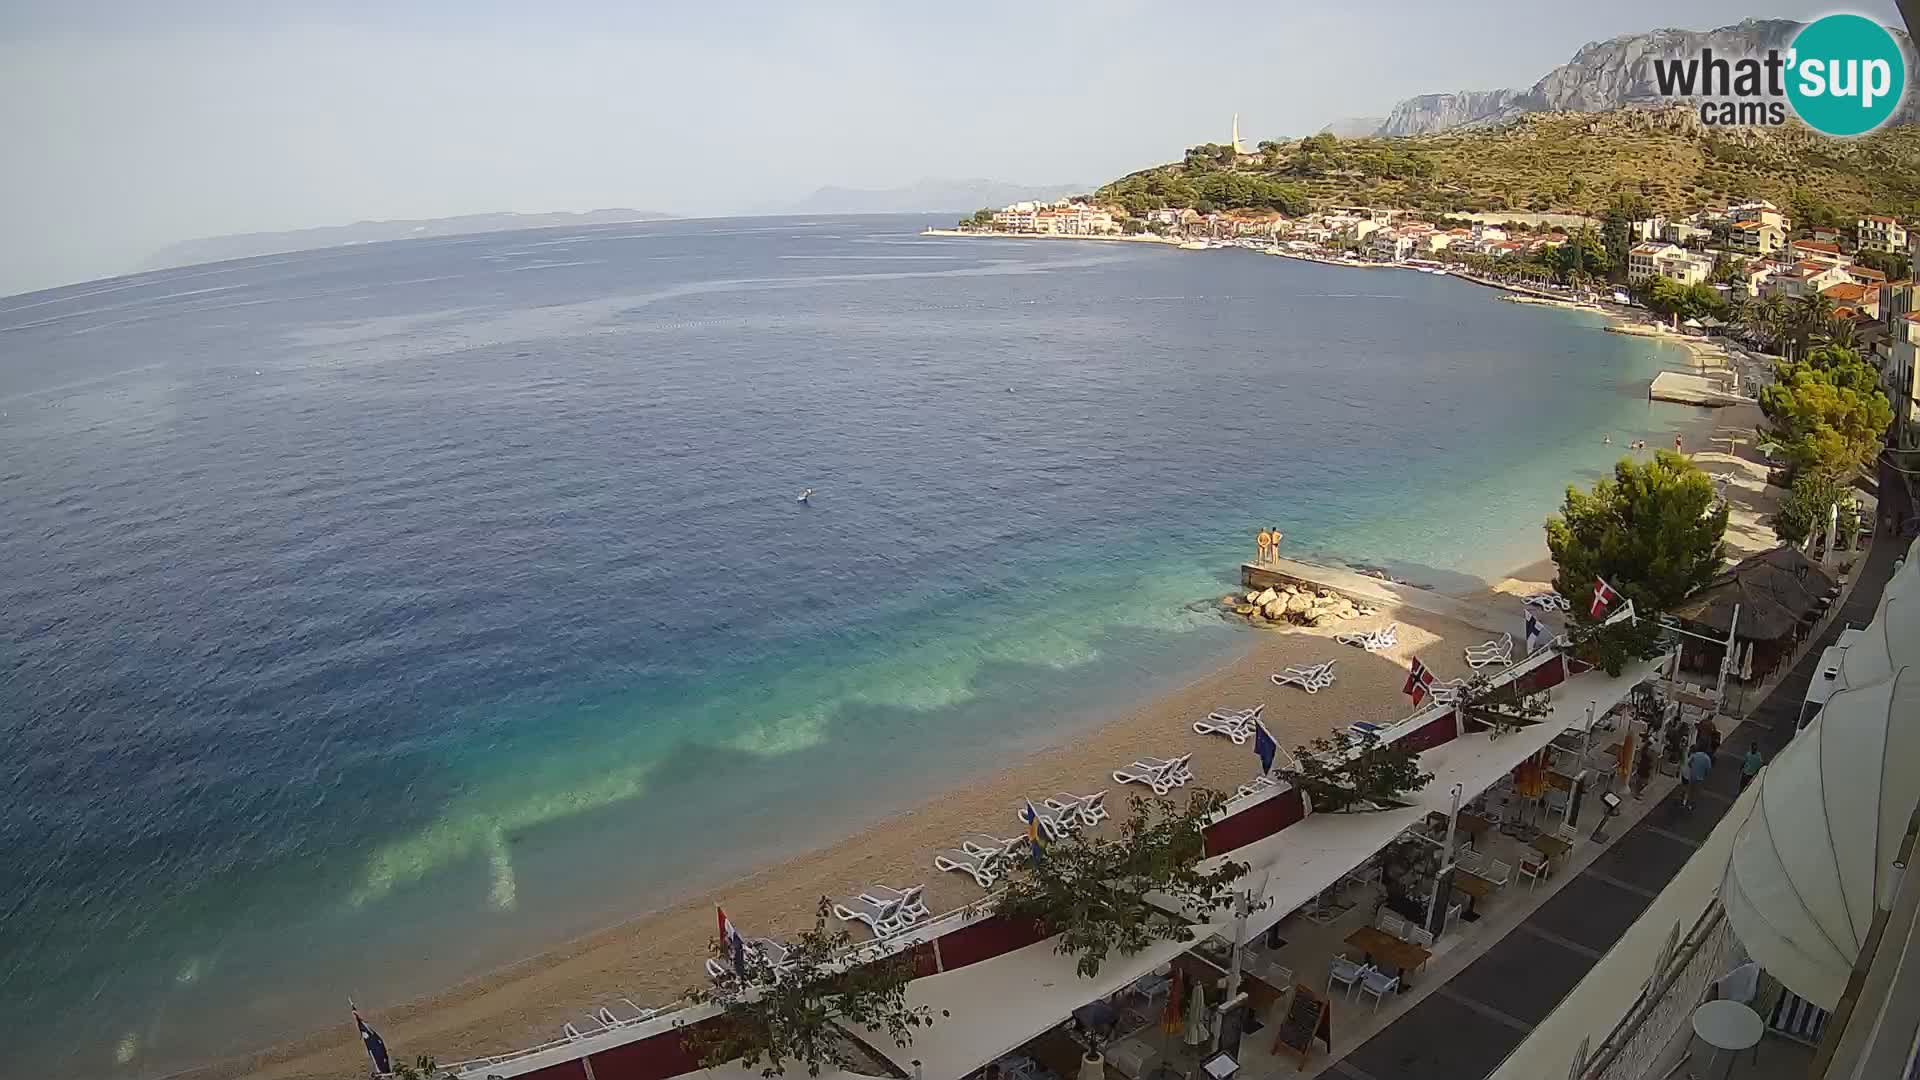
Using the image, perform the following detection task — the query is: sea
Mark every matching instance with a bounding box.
[0,216,1708,1078]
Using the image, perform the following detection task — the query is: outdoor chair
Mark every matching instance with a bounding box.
[833,894,906,936]
[1407,926,1434,950]
[1519,856,1550,892]
[935,847,999,889]
[1485,859,1513,887]
[1328,957,1370,999]
[1377,911,1409,939]
[1456,850,1485,874]
[1556,822,1582,846]
[1357,968,1401,1011]
[1270,660,1338,693]
[1444,902,1464,932]
[1194,712,1257,743]
[961,832,1016,858]
[861,884,929,923]
[1465,633,1514,669]
[1236,774,1278,800]
[1046,791,1108,828]
[1336,623,1399,652]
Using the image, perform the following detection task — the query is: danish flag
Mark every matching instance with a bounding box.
[1590,577,1619,619]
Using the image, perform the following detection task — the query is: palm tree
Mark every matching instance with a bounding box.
[1788,292,1836,360]
[1743,294,1787,354]
[1825,316,1859,350]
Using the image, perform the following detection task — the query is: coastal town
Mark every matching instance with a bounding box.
[938,189,1920,450]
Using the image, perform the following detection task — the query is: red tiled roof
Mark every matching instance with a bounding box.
[1864,215,1898,224]
[1793,240,1843,254]
[1821,282,1872,301]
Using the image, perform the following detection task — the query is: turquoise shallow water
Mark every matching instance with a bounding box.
[0,216,1706,1076]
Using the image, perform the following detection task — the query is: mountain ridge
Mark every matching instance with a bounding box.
[1371,19,1917,136]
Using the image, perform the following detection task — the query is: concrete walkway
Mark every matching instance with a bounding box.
[1322,460,1912,1080]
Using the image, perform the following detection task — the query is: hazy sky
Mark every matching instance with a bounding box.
[0,1,1903,296]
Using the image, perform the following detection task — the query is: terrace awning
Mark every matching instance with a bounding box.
[1720,542,1920,1008]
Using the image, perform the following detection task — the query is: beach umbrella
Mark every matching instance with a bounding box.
[1184,978,1210,1047]
[1741,642,1755,682]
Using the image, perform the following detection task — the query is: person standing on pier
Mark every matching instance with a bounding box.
[1257,528,1272,566]
[1269,527,1284,564]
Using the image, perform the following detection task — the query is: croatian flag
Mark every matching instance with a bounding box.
[1590,577,1619,619]
[351,1002,392,1076]
[1252,720,1279,774]
[1403,656,1436,707]
[717,906,747,977]
[1524,610,1545,653]
[1021,800,1047,868]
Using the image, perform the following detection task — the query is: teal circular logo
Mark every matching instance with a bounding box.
[1786,14,1907,136]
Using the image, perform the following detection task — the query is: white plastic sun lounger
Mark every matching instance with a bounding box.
[1235,774,1278,800]
[1206,703,1264,725]
[833,894,906,936]
[1138,753,1193,782]
[1113,762,1178,795]
[1523,592,1571,611]
[935,847,1000,888]
[1046,790,1107,827]
[1465,633,1514,669]
[1336,623,1399,652]
[1270,660,1338,693]
[1020,802,1077,842]
[861,883,929,922]
[1194,713,1257,742]
[961,832,1022,859]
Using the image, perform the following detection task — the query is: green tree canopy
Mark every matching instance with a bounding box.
[996,791,1246,979]
[1770,468,1863,548]
[1274,731,1433,813]
[690,900,936,1077]
[1758,345,1893,477]
[1546,451,1729,616]
[1637,275,1727,321]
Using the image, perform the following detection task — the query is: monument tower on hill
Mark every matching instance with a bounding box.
[1232,113,1248,154]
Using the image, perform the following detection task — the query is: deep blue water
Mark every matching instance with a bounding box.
[0,216,1704,1077]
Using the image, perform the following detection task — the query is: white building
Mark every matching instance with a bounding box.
[1857,214,1908,253]
[1628,242,1713,285]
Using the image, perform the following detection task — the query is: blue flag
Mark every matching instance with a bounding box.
[1524,610,1544,653]
[1252,721,1278,774]
[353,1006,392,1076]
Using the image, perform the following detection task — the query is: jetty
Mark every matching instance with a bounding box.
[1649,370,1747,407]
[1242,556,1517,635]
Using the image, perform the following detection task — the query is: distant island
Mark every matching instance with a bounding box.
[768,178,1089,216]
[136,209,675,272]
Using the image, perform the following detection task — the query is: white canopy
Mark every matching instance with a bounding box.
[1721,542,1920,1008]
[1834,545,1920,692]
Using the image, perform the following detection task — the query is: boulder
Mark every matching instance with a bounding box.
[1234,604,1258,616]
[1254,587,1279,607]
[1285,592,1315,615]
[1262,599,1288,620]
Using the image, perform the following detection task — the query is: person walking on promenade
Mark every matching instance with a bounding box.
[1682,746,1712,809]
[1741,745,1764,791]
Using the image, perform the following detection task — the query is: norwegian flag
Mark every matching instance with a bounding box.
[1402,656,1436,706]
[1590,577,1619,619]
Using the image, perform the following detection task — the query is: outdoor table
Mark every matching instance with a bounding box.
[1529,833,1572,864]
[1344,926,1432,988]
[1456,812,1494,842]
[1452,868,1497,921]
[1691,999,1763,1078]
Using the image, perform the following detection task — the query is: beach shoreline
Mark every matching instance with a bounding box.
[172,254,1726,1080]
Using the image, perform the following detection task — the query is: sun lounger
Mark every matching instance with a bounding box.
[1206,703,1264,724]
[935,847,1000,888]
[833,894,907,936]
[1336,623,1399,652]
[861,883,929,923]
[1523,592,1571,611]
[962,832,1020,858]
[1019,803,1076,842]
[1465,633,1514,668]
[1194,713,1257,742]
[1114,761,1178,795]
[1270,660,1338,693]
[1138,753,1193,781]
[1045,791,1108,828]
[1427,678,1468,706]
[1235,774,1278,799]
